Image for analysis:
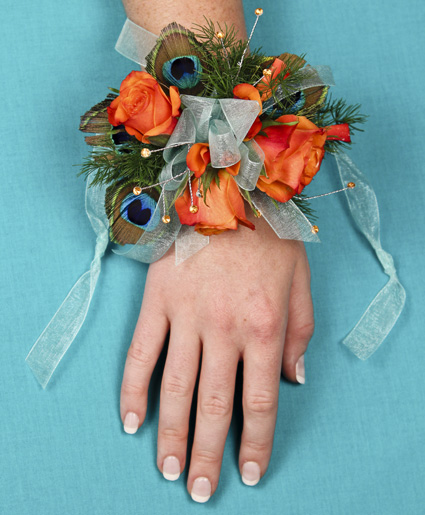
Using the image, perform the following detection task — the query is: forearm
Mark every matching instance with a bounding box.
[122,0,247,39]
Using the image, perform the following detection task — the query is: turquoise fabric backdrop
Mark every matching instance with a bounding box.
[1,0,424,513]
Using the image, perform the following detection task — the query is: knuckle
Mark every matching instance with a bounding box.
[121,380,146,397]
[244,391,277,415]
[162,374,192,399]
[160,426,187,443]
[296,320,315,342]
[200,393,232,419]
[127,341,154,369]
[194,448,220,465]
[249,295,282,342]
[243,439,270,454]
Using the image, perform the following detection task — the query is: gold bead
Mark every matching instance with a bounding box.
[311,225,319,234]
[263,68,272,76]
[140,148,151,158]
[189,205,199,214]
[347,182,356,189]
[133,186,142,196]
[255,209,262,218]
[216,31,225,39]
[255,8,263,16]
[162,215,171,224]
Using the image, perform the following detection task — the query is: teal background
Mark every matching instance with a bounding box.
[1,0,424,513]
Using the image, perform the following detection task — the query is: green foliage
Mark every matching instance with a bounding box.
[80,139,165,188]
[314,96,367,153]
[192,19,269,98]
[291,193,317,222]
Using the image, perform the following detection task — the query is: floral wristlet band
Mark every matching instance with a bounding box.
[26,12,406,389]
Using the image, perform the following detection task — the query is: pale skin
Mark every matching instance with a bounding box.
[120,0,314,503]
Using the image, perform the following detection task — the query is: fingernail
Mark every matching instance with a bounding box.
[296,354,306,384]
[163,456,180,481]
[241,461,261,486]
[123,412,139,434]
[191,477,211,503]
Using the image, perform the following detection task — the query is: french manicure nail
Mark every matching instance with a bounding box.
[241,461,261,486]
[296,354,306,384]
[123,412,139,434]
[191,477,211,503]
[163,456,180,481]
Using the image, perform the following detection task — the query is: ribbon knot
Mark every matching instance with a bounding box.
[376,248,395,276]
[160,95,263,190]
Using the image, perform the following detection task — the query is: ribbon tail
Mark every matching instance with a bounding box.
[115,18,158,67]
[342,275,406,360]
[25,232,108,388]
[26,177,109,388]
[335,152,406,359]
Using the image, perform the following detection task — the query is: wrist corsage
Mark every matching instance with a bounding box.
[26,11,405,389]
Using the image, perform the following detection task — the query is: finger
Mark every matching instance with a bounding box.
[187,342,239,503]
[239,339,282,487]
[157,321,201,481]
[120,294,169,434]
[282,250,314,384]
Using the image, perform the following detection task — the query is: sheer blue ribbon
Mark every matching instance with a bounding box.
[335,152,406,359]
[26,178,109,388]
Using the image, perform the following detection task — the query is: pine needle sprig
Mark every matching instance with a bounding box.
[313,96,367,153]
[291,193,317,222]
[80,140,165,188]
[191,20,268,98]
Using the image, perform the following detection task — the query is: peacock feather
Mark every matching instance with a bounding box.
[105,180,161,245]
[79,93,130,147]
[262,53,329,117]
[146,22,205,95]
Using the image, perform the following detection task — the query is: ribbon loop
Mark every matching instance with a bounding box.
[235,140,264,191]
[209,119,241,167]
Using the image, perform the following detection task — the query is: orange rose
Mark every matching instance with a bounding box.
[186,143,241,177]
[233,83,262,114]
[175,171,255,235]
[107,71,181,144]
[186,143,211,177]
[255,115,328,202]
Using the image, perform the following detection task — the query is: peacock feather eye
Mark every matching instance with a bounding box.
[146,22,205,95]
[120,192,160,230]
[162,55,202,90]
[105,182,160,245]
[261,53,329,117]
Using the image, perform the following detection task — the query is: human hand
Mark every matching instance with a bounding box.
[119,215,314,502]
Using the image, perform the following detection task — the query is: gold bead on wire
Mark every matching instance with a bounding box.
[162,215,171,224]
[189,205,199,214]
[133,186,142,196]
[140,148,151,158]
[311,225,319,234]
[216,31,225,39]
[263,68,272,77]
[347,182,356,189]
[255,8,263,16]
